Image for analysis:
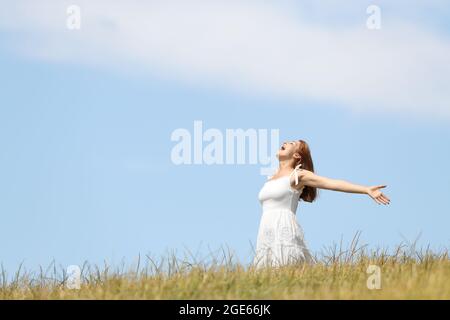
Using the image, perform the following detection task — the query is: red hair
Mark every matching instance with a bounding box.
[295,140,318,203]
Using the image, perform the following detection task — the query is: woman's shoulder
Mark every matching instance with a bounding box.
[290,168,314,188]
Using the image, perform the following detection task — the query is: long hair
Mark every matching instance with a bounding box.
[295,140,318,203]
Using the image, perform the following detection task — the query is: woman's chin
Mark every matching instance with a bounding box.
[277,151,287,159]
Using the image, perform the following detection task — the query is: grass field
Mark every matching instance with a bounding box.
[1,235,449,299]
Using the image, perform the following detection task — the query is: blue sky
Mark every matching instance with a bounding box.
[0,1,449,274]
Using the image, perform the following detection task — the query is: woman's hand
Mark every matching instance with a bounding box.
[366,185,390,205]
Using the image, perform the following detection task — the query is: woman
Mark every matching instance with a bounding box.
[252,140,390,269]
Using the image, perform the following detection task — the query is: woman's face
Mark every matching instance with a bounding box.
[277,140,300,160]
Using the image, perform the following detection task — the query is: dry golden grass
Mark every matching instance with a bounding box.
[1,234,449,299]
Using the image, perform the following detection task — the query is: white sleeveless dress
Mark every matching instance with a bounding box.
[252,165,315,269]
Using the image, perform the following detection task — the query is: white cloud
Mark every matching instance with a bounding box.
[1,0,449,119]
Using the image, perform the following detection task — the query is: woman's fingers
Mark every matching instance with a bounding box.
[381,194,390,203]
[374,196,383,205]
[377,195,390,205]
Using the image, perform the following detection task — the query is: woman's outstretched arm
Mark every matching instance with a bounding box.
[296,169,390,205]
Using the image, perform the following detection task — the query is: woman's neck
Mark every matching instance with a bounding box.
[277,160,295,175]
